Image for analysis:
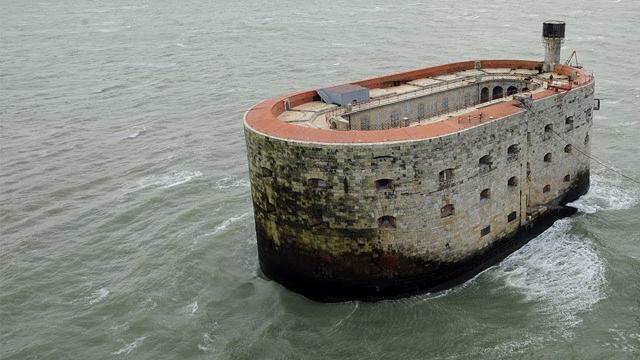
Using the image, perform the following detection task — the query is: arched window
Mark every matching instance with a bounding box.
[543,184,551,193]
[544,124,553,140]
[378,216,396,228]
[375,178,394,191]
[507,86,518,96]
[480,188,491,200]
[564,174,571,182]
[479,155,492,174]
[507,144,519,161]
[508,176,518,187]
[441,204,455,218]
[492,86,504,100]
[564,144,572,153]
[480,87,490,103]
[544,153,552,162]
[261,167,273,177]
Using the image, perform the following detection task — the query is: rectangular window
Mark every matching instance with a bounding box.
[508,211,517,222]
[481,225,491,237]
[361,117,369,130]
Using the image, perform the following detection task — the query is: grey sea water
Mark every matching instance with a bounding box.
[1,0,639,359]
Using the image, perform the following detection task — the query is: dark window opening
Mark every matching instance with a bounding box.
[544,124,553,140]
[544,153,552,162]
[261,167,273,177]
[481,225,491,237]
[492,86,504,100]
[585,134,590,145]
[507,86,518,96]
[310,208,324,226]
[527,131,532,145]
[480,87,490,103]
[479,155,493,174]
[508,211,517,222]
[564,144,572,153]
[543,184,551,193]
[378,216,396,228]
[390,111,399,128]
[439,168,455,188]
[507,144,519,161]
[565,115,574,131]
[526,162,531,180]
[308,178,328,188]
[361,117,370,130]
[441,204,455,218]
[564,174,571,182]
[508,176,518,187]
[565,116,574,125]
[480,188,491,200]
[375,178,394,191]
[417,103,425,118]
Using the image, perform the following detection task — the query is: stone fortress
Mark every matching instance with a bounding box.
[244,22,598,301]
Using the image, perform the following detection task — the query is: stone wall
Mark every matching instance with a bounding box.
[245,81,594,299]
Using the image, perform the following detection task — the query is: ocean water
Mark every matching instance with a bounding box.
[1,0,639,359]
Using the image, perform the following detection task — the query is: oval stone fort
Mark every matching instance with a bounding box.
[244,22,596,301]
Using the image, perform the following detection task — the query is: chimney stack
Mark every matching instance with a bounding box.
[542,21,565,72]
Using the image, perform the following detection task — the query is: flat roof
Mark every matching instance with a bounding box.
[244,60,593,144]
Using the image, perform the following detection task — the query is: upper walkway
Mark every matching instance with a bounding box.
[244,60,593,144]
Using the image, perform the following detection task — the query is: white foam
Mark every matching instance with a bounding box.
[489,219,607,335]
[568,173,638,214]
[206,212,251,236]
[135,170,203,190]
[188,300,198,314]
[112,337,145,355]
[125,127,146,139]
[197,333,215,352]
[215,176,249,189]
[88,287,109,305]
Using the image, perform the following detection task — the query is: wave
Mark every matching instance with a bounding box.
[188,300,198,314]
[215,176,250,189]
[136,170,203,190]
[489,219,607,336]
[206,212,251,236]
[112,337,145,355]
[124,127,147,139]
[568,173,638,214]
[87,287,109,305]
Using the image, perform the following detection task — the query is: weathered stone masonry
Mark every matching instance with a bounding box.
[244,60,594,301]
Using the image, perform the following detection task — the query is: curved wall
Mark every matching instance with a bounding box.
[244,62,594,301]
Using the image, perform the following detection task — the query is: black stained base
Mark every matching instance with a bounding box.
[257,171,589,303]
